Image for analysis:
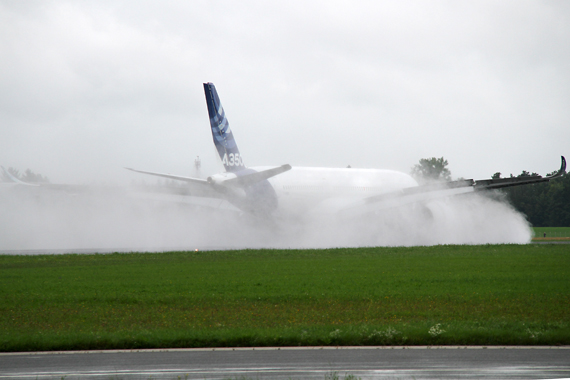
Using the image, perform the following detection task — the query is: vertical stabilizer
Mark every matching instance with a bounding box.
[204,83,246,172]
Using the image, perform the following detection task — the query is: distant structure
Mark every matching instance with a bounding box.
[194,156,201,177]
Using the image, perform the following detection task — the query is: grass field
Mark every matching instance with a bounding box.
[532,227,570,240]
[1,244,569,352]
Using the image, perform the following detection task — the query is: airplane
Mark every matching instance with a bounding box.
[121,82,564,218]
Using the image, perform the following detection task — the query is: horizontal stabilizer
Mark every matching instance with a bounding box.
[221,164,292,187]
[125,168,209,186]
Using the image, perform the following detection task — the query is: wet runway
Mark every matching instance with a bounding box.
[1,346,569,379]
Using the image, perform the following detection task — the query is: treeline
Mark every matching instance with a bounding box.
[498,171,570,227]
[1,167,49,183]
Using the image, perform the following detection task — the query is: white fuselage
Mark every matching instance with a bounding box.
[251,166,418,215]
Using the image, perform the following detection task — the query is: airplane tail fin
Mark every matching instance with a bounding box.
[204,82,245,172]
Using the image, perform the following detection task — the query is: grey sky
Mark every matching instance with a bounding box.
[1,0,569,184]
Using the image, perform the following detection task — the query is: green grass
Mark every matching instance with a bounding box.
[1,245,569,351]
[533,227,570,238]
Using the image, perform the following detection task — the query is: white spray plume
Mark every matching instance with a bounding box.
[0,184,531,253]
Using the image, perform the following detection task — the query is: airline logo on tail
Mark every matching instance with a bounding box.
[204,83,245,172]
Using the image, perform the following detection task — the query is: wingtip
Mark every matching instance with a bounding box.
[548,156,567,179]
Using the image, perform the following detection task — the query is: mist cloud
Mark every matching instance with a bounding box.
[0,185,530,252]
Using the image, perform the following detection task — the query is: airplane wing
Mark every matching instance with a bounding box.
[470,156,566,190]
[339,156,566,217]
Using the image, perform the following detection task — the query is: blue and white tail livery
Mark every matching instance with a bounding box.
[204,82,245,172]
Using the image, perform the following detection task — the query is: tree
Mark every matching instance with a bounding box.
[22,169,49,183]
[1,167,49,183]
[411,157,451,183]
[500,169,569,227]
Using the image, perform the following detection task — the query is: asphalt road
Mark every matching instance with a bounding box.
[1,346,569,379]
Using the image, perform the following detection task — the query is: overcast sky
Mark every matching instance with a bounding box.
[1,0,569,184]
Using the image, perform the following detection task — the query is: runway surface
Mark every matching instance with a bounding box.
[1,346,569,379]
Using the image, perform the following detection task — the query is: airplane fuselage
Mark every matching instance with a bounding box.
[236,166,418,216]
